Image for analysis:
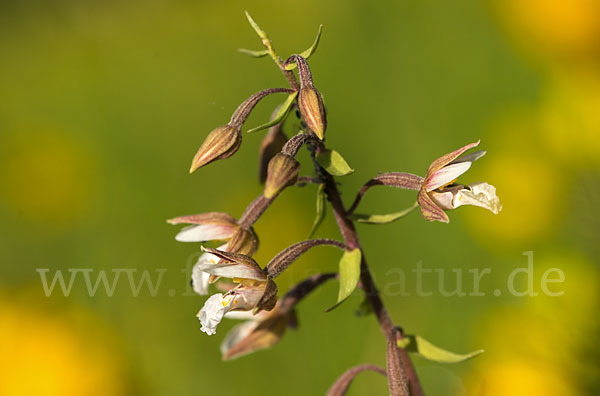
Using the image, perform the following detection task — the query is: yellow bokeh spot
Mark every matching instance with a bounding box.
[541,71,600,165]
[0,130,96,228]
[0,295,128,396]
[494,0,600,58]
[465,150,563,246]
[467,360,576,396]
[465,253,599,396]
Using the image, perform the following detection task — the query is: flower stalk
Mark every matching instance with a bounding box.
[170,13,500,395]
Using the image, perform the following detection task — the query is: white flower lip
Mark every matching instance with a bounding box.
[198,286,266,335]
[453,182,502,214]
[198,293,233,335]
[429,182,502,214]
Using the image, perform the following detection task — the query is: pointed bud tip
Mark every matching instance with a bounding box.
[189,125,242,173]
[298,87,326,140]
[264,153,300,198]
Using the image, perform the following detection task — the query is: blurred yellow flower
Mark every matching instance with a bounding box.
[466,360,576,396]
[0,130,96,229]
[465,253,599,396]
[464,122,564,245]
[493,0,600,59]
[0,294,129,396]
[540,70,600,166]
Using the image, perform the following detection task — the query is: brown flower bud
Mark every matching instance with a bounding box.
[189,124,241,173]
[298,86,327,140]
[258,118,287,184]
[285,54,327,140]
[264,153,300,199]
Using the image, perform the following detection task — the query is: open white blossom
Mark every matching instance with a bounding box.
[198,285,266,335]
[418,141,502,223]
[198,293,232,335]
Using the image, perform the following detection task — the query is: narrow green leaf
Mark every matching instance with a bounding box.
[244,11,267,40]
[237,48,269,58]
[397,335,484,364]
[351,202,418,224]
[307,184,326,238]
[326,248,362,312]
[284,25,324,70]
[317,149,354,176]
[246,92,298,134]
[300,24,323,59]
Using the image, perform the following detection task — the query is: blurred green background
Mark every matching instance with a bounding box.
[1,0,599,395]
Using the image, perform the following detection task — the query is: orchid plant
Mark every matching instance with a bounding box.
[169,12,501,396]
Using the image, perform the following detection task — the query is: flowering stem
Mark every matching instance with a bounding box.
[310,141,425,395]
[234,56,425,396]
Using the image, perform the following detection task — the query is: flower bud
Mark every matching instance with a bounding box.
[258,121,287,184]
[189,124,241,173]
[264,153,300,198]
[298,87,327,140]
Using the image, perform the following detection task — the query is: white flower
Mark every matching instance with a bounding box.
[194,248,276,335]
[198,293,232,335]
[418,141,502,223]
[197,286,266,335]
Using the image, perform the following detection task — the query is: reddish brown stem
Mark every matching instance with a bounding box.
[235,62,424,396]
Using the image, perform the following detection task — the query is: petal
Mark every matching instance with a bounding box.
[167,212,237,225]
[198,293,233,335]
[417,188,449,223]
[175,224,236,243]
[428,190,455,210]
[448,150,486,165]
[200,247,266,281]
[221,310,291,361]
[220,320,260,357]
[191,251,224,295]
[453,182,502,214]
[196,261,267,281]
[426,141,480,177]
[229,285,266,311]
[224,311,261,320]
[425,162,472,191]
[191,265,211,295]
